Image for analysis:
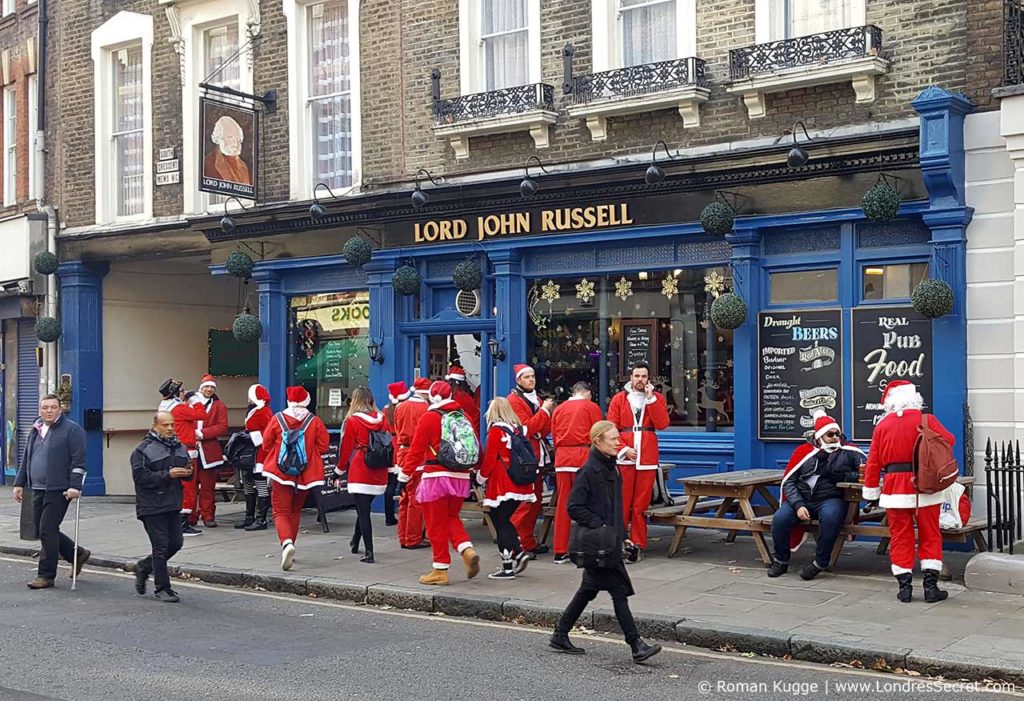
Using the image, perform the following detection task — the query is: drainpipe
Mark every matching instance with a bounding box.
[35,0,57,395]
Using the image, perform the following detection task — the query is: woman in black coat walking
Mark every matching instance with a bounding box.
[549,420,662,663]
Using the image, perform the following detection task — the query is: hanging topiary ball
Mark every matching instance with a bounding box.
[452,260,483,291]
[700,202,735,236]
[709,293,748,330]
[861,183,901,222]
[34,251,59,276]
[232,313,263,343]
[343,237,372,268]
[392,265,422,296]
[35,316,62,343]
[225,250,254,279]
[911,278,954,319]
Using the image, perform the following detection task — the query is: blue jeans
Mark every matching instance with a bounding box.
[772,497,846,569]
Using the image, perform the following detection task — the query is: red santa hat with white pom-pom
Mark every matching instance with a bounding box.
[811,408,840,440]
[388,381,411,404]
[247,383,270,409]
[513,364,533,380]
[881,380,923,417]
[428,380,453,406]
[286,386,311,408]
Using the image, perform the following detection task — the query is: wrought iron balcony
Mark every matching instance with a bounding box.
[1005,0,1024,86]
[730,25,883,81]
[433,83,555,125]
[570,57,709,105]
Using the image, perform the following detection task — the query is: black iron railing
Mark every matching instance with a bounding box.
[433,82,555,125]
[985,438,1024,554]
[1006,0,1024,86]
[730,25,883,81]
[569,57,709,105]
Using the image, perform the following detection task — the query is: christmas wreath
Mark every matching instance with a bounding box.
[911,278,954,319]
[700,202,735,236]
[393,265,422,296]
[861,183,901,222]
[34,251,59,276]
[35,316,62,343]
[343,237,373,268]
[453,260,483,291]
[225,250,255,279]
[709,293,748,330]
[233,313,263,343]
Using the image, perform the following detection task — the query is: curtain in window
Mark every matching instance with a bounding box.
[620,0,676,67]
[778,0,854,38]
[482,0,528,91]
[112,47,144,217]
[205,24,240,206]
[310,1,352,190]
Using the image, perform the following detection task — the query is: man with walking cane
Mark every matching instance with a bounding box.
[12,394,91,590]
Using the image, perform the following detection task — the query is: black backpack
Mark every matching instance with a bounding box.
[364,429,395,469]
[224,430,257,470]
[499,426,540,486]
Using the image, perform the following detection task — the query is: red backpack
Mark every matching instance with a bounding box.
[913,414,959,494]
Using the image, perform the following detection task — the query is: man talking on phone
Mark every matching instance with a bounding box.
[606,362,669,563]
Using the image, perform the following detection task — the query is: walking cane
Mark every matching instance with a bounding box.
[71,493,82,591]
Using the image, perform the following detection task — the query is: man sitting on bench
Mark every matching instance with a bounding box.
[768,410,865,581]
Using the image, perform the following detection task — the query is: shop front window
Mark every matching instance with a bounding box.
[527,268,734,432]
[769,268,838,304]
[290,291,370,425]
[862,262,927,301]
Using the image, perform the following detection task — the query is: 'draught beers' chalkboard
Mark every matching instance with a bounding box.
[758,309,844,440]
[851,306,932,441]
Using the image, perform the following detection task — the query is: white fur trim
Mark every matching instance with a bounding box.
[347,483,387,496]
[249,430,263,447]
[390,391,412,404]
[409,395,428,402]
[429,398,458,411]
[515,365,533,379]
[920,559,943,572]
[432,562,450,570]
[248,384,261,405]
[262,472,325,490]
[880,492,945,509]
[482,492,538,508]
[283,407,311,421]
[456,541,473,554]
[421,471,471,480]
[397,473,411,483]
[891,564,913,575]
[567,396,586,401]
[814,421,840,439]
[351,411,383,424]
[180,508,192,514]
[554,466,581,473]
[884,385,924,417]
[199,380,217,390]
[841,444,866,457]
[861,486,881,500]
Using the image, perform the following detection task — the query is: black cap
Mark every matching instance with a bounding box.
[159,378,182,398]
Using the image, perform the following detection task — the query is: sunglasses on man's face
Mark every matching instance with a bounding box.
[824,431,840,438]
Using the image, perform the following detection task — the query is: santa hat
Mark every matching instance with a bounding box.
[445,366,467,382]
[811,408,840,440]
[881,380,923,416]
[428,380,452,405]
[199,374,217,390]
[388,381,411,404]
[286,386,311,408]
[514,364,533,381]
[413,377,432,394]
[248,383,270,409]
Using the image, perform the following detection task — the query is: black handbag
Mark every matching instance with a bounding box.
[568,523,622,569]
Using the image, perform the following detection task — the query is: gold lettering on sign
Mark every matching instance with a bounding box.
[414,203,634,246]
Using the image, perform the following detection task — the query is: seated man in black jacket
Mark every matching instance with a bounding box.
[769,410,865,581]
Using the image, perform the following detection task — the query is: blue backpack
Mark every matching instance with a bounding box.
[275,413,315,476]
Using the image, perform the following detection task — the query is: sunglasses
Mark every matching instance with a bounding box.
[824,431,840,438]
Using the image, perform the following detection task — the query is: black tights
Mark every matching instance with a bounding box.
[384,473,398,523]
[489,500,522,557]
[556,585,639,643]
[351,494,374,553]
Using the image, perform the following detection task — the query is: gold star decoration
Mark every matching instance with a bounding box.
[614,276,633,302]
[661,273,679,299]
[704,270,727,299]
[575,278,596,303]
[541,280,560,304]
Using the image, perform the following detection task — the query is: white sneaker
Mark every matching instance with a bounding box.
[281,542,296,571]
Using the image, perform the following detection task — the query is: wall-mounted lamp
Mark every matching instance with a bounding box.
[644,140,678,185]
[411,168,443,209]
[488,336,506,363]
[309,183,336,220]
[219,196,252,234]
[782,121,812,168]
[520,156,549,198]
[367,337,384,365]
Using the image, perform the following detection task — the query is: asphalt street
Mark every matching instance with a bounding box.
[0,556,1020,701]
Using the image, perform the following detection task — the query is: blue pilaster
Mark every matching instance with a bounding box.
[254,268,288,412]
[366,258,399,405]
[57,261,109,496]
[726,225,763,471]
[490,249,525,397]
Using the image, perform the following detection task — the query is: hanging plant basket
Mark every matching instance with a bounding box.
[343,237,373,268]
[709,293,748,330]
[861,183,901,222]
[452,260,483,291]
[35,316,62,343]
[34,251,59,276]
[225,250,255,279]
[393,265,422,296]
[911,278,954,319]
[700,202,735,236]
[232,313,263,343]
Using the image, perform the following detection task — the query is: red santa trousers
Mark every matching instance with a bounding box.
[421,496,472,569]
[511,477,544,551]
[620,466,657,549]
[887,504,943,574]
[180,463,217,524]
[271,486,308,545]
[553,472,577,555]
[398,472,426,547]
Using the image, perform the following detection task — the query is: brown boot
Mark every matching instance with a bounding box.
[27,577,54,590]
[418,568,449,586]
[74,548,91,577]
[462,547,480,580]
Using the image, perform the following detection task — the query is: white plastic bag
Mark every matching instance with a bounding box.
[938,481,965,530]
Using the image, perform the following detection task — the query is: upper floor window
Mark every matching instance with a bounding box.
[112,47,145,218]
[2,0,13,17]
[27,74,37,200]
[459,0,540,94]
[591,0,695,73]
[762,0,865,41]
[204,22,240,208]
[3,85,15,206]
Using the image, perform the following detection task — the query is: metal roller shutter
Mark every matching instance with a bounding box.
[16,319,39,465]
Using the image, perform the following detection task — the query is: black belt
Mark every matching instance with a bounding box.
[620,427,656,433]
[886,462,913,474]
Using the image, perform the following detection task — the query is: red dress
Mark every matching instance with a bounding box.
[479,424,537,508]
[337,410,393,496]
[260,409,330,490]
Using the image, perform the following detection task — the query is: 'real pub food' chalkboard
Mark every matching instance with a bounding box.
[851,306,932,441]
[758,309,844,441]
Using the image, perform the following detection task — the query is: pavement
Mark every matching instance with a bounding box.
[3,486,1024,686]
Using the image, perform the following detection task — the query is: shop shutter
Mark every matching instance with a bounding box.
[16,319,39,466]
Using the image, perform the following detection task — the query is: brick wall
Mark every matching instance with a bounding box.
[0,0,40,217]
[965,0,1006,111]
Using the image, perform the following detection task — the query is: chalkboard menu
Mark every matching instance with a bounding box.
[851,306,933,441]
[208,329,259,377]
[758,309,844,441]
[620,320,657,378]
[322,340,347,382]
[307,433,354,514]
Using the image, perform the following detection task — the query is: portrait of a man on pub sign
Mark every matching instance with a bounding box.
[200,99,256,198]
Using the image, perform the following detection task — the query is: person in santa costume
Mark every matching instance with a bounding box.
[447,365,481,438]
[191,375,229,528]
[551,381,604,565]
[508,364,554,558]
[382,381,412,527]
[863,380,955,603]
[336,387,393,564]
[395,377,431,550]
[260,386,330,571]
[238,383,272,531]
[768,409,865,580]
[158,378,208,537]
[606,362,669,562]
[399,381,480,586]
[478,397,537,579]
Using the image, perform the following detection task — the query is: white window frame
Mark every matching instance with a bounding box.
[458,0,541,95]
[591,0,695,73]
[2,0,13,17]
[27,74,37,200]
[755,0,866,43]
[91,12,154,225]
[3,85,15,206]
[284,0,362,201]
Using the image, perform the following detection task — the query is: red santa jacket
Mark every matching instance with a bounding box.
[244,404,273,472]
[453,388,481,437]
[337,410,393,495]
[158,398,208,457]
[863,409,955,509]
[607,387,670,470]
[196,397,229,469]
[508,389,552,466]
[552,396,604,472]
[394,396,429,472]
[400,399,471,482]
[259,408,330,490]
[479,423,537,507]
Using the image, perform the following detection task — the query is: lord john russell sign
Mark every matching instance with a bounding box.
[408,202,636,244]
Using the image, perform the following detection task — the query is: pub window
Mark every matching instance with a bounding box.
[766,0,863,40]
[862,262,928,301]
[459,0,541,94]
[290,291,370,426]
[620,0,677,66]
[527,268,734,432]
[769,268,838,304]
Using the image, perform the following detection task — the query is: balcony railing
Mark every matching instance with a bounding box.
[570,57,709,105]
[730,25,883,81]
[1006,0,1024,86]
[433,83,555,125]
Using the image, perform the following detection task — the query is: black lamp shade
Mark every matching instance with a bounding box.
[520,177,538,198]
[220,216,236,234]
[309,202,327,220]
[411,187,429,209]
[645,164,665,185]
[787,146,809,168]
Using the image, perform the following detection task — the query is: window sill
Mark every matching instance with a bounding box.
[567,84,710,141]
[433,110,558,159]
[432,82,556,159]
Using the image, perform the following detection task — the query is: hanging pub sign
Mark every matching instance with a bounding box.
[199,96,258,200]
[851,306,933,441]
[757,309,844,441]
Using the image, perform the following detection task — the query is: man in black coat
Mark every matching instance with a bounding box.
[549,420,661,664]
[132,412,194,603]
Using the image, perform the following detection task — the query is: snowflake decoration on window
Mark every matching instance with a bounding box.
[703,270,728,299]
[541,280,560,304]
[661,273,679,299]
[575,278,596,303]
[614,276,633,301]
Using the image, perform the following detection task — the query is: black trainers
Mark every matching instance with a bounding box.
[799,561,825,581]
[182,524,202,537]
[488,565,516,580]
[135,567,150,595]
[552,553,571,565]
[766,560,788,577]
[514,550,533,574]
[530,544,550,555]
[154,588,180,603]
[549,632,586,655]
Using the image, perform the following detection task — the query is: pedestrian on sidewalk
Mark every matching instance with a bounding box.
[13,394,91,590]
[508,364,554,560]
[239,383,273,531]
[478,397,537,579]
[863,381,954,604]
[337,387,394,564]
[399,381,480,586]
[193,375,229,528]
[158,378,207,537]
[550,420,661,664]
[131,411,194,603]
[551,382,604,565]
[768,409,865,580]
[395,378,430,550]
[384,381,413,527]
[260,386,330,572]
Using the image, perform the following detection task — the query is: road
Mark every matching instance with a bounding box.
[0,556,1019,701]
